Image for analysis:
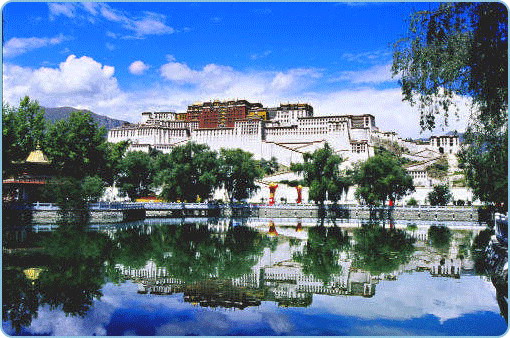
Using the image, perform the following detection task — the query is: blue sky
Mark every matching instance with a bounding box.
[2,2,470,137]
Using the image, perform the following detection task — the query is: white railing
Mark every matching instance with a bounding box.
[31,202,144,210]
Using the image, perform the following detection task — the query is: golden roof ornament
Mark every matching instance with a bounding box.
[25,142,51,164]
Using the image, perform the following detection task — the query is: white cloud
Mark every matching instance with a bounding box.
[160,59,322,94]
[47,3,174,37]
[332,63,394,84]
[106,31,119,39]
[250,50,272,60]
[129,61,150,75]
[81,2,100,16]
[160,61,198,82]
[342,49,391,63]
[3,34,68,58]
[309,87,470,138]
[3,55,470,137]
[3,55,124,114]
[270,68,322,92]
[48,3,76,19]
[105,43,115,51]
[165,54,177,62]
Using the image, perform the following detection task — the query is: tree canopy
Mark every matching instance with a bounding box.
[392,3,507,206]
[259,157,279,176]
[425,156,449,181]
[428,184,453,206]
[353,153,415,205]
[291,143,350,205]
[44,111,108,179]
[218,148,263,203]
[2,97,46,175]
[153,142,220,202]
[393,3,507,131]
[117,151,155,200]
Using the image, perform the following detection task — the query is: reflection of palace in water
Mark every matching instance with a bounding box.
[114,221,479,309]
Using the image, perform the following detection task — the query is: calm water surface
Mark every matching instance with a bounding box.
[2,218,507,336]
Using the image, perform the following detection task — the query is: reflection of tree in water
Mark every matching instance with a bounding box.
[428,225,452,253]
[38,225,113,316]
[3,224,114,333]
[471,227,508,322]
[112,227,155,269]
[293,224,350,283]
[353,222,415,274]
[146,224,266,282]
[471,228,495,275]
[2,269,40,334]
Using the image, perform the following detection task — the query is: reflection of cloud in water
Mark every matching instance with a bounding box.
[156,311,230,336]
[20,282,138,335]
[13,273,502,336]
[354,324,435,336]
[26,304,110,336]
[312,273,499,323]
[265,313,293,334]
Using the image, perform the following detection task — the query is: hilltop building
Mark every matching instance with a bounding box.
[108,100,380,165]
[107,99,467,204]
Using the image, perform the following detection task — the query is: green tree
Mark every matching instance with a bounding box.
[290,143,350,205]
[2,97,46,174]
[44,111,108,179]
[392,3,507,206]
[153,142,220,202]
[81,176,105,202]
[43,177,90,224]
[259,157,279,176]
[353,153,415,205]
[117,151,155,200]
[218,148,263,203]
[459,129,508,206]
[406,197,418,206]
[428,184,453,206]
[102,141,130,185]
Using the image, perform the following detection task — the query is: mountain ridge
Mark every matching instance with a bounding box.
[43,106,129,130]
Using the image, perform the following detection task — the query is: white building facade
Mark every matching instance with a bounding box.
[108,109,380,166]
[107,103,467,204]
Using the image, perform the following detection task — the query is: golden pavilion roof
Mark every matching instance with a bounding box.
[25,144,51,164]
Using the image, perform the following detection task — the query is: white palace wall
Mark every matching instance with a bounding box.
[108,113,376,165]
[107,110,467,204]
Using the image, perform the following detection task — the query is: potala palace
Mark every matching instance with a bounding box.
[107,99,471,204]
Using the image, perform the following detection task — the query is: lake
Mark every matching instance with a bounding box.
[2,217,507,336]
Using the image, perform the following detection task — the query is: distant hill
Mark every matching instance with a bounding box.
[43,107,129,130]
